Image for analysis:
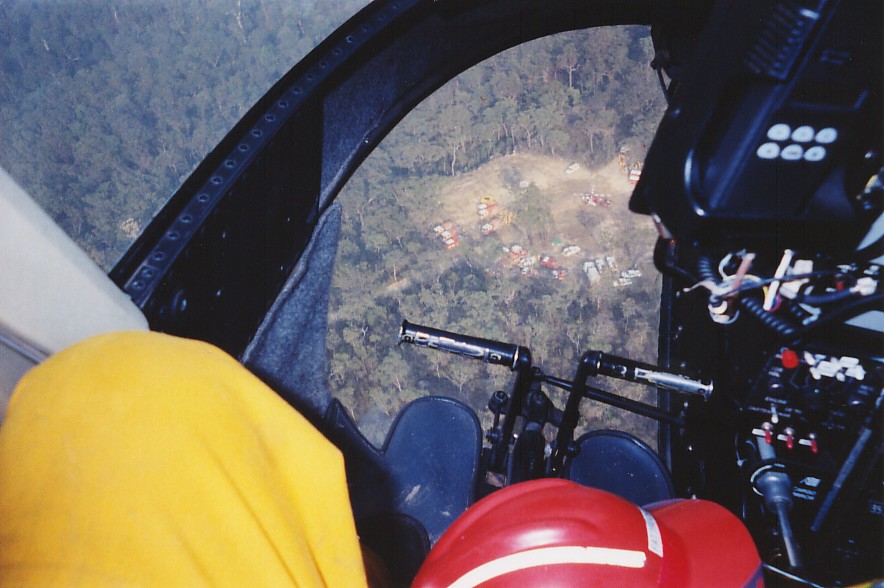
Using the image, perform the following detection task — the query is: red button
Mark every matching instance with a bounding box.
[781,349,800,369]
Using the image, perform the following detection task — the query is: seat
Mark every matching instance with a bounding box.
[564,429,674,506]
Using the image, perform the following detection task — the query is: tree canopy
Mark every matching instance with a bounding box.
[0,0,370,268]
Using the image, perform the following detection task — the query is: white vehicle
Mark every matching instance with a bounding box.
[565,162,580,174]
[583,262,601,284]
[519,256,537,269]
[562,245,581,257]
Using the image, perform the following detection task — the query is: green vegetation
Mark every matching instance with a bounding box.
[0,0,370,269]
[361,27,661,179]
[328,27,666,446]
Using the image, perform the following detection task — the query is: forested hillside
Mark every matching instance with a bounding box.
[348,27,661,180]
[328,26,667,445]
[0,0,369,267]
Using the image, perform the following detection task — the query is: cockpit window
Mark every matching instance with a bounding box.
[329,26,666,447]
[0,0,371,270]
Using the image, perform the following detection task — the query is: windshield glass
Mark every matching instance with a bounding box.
[0,0,371,270]
[329,26,666,447]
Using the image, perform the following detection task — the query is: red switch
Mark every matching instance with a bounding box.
[781,349,800,370]
[784,427,795,450]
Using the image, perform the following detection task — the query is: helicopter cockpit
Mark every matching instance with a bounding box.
[1,0,880,586]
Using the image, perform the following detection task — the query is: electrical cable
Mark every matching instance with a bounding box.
[686,270,852,299]
[696,254,717,282]
[781,299,815,324]
[729,271,844,296]
[782,291,884,343]
[691,255,880,339]
[741,295,800,338]
[796,288,859,306]
[717,251,734,279]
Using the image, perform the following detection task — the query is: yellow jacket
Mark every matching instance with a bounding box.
[0,331,367,587]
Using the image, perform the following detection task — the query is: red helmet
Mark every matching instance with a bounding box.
[413,479,763,587]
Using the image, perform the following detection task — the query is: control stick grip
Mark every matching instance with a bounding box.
[585,350,713,398]
[756,469,803,571]
[398,320,525,370]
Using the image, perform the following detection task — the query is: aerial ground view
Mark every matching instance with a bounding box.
[0,3,666,446]
[326,27,667,446]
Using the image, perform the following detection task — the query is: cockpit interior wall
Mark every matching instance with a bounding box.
[241,204,342,425]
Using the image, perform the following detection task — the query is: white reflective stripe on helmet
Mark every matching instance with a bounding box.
[638,506,664,558]
[447,545,647,588]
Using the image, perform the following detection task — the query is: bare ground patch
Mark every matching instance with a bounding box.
[428,153,657,281]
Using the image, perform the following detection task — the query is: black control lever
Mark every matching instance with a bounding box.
[399,320,529,370]
[755,441,803,571]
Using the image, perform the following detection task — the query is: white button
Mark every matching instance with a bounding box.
[757,142,781,159]
[791,125,815,142]
[781,144,804,160]
[839,356,859,368]
[767,123,792,141]
[804,146,826,161]
[817,361,838,378]
[815,127,838,143]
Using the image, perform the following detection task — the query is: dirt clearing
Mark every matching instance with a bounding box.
[431,153,657,281]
